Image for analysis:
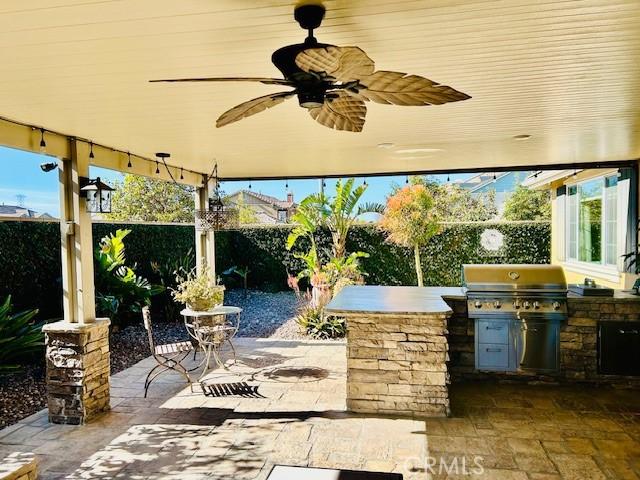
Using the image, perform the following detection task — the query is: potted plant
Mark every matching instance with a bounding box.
[171,266,225,311]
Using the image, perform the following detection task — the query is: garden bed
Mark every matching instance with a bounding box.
[0,289,301,429]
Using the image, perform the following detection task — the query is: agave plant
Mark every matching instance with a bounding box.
[0,296,43,372]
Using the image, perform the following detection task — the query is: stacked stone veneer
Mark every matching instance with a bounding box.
[43,318,111,424]
[446,296,640,384]
[346,313,451,417]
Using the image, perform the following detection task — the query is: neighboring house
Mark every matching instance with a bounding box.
[0,204,54,219]
[451,171,531,214]
[523,168,637,289]
[224,190,297,224]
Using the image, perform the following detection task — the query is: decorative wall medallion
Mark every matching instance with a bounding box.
[508,271,520,280]
[480,228,504,251]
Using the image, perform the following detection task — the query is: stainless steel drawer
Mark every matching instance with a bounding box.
[477,320,509,344]
[477,343,509,369]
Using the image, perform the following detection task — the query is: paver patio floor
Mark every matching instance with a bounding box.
[0,338,638,479]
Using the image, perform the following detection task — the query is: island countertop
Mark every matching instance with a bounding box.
[325,285,466,316]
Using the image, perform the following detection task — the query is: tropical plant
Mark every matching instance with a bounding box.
[379,184,442,286]
[0,296,43,371]
[104,174,194,223]
[95,229,164,326]
[222,265,251,297]
[150,248,196,321]
[294,304,346,339]
[503,185,551,221]
[172,266,225,311]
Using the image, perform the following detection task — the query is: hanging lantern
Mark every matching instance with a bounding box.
[80,177,114,213]
[195,164,238,231]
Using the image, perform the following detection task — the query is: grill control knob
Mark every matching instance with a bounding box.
[533,301,540,309]
[513,300,521,309]
[523,301,531,309]
[474,301,482,309]
[493,300,502,309]
[552,301,561,310]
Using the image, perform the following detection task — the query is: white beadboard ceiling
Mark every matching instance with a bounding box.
[0,0,638,179]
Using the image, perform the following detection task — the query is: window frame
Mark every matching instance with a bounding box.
[565,173,619,268]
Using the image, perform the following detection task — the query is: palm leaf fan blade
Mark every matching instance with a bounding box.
[150,77,293,86]
[309,92,366,132]
[358,71,471,106]
[295,46,375,82]
[216,91,296,128]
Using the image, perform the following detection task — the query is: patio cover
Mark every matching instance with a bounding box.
[0,0,638,181]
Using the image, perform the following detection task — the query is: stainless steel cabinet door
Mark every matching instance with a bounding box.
[513,320,559,371]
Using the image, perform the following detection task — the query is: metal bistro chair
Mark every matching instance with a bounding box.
[142,306,194,397]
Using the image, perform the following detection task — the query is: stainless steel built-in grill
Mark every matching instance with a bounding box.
[463,264,568,373]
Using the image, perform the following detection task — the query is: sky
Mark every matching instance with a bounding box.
[0,145,473,217]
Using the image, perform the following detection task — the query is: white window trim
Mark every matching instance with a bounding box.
[565,173,619,268]
[562,260,621,283]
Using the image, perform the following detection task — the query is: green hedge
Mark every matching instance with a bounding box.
[0,220,550,319]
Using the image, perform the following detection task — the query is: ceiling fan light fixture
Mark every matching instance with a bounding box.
[298,91,325,109]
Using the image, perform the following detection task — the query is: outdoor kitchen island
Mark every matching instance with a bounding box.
[325,285,466,418]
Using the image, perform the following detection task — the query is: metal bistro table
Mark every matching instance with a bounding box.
[181,306,242,380]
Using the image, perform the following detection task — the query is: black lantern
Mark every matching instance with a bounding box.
[80,177,114,213]
[195,164,238,231]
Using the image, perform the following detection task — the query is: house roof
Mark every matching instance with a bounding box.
[228,190,295,210]
[0,1,637,181]
[0,204,52,218]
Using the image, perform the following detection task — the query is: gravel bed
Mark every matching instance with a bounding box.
[0,289,305,429]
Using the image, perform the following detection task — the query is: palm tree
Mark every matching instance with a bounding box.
[287,178,383,261]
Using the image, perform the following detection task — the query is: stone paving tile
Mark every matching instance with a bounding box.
[1,338,639,479]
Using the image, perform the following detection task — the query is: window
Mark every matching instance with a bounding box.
[277,210,287,223]
[566,174,618,266]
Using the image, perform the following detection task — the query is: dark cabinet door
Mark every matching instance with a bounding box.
[599,322,640,376]
[514,320,559,371]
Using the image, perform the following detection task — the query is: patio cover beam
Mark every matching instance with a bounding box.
[0,117,204,187]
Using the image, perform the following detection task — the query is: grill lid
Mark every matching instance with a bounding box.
[463,264,567,293]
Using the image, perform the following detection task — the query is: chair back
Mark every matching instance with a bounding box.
[142,306,155,354]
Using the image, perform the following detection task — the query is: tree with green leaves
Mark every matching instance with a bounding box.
[379,183,441,287]
[405,176,497,222]
[105,174,194,223]
[502,185,551,221]
[233,193,258,224]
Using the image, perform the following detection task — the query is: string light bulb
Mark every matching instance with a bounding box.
[285,178,289,189]
[447,174,450,182]
[248,181,252,189]
[493,172,497,180]
[363,178,367,186]
[39,128,46,153]
[89,142,95,159]
[180,168,184,180]
[127,152,132,168]
[405,176,409,184]
[155,161,160,175]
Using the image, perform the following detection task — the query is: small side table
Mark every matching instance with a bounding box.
[181,306,241,380]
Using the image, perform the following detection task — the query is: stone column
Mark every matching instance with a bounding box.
[43,319,111,424]
[346,313,451,417]
[43,139,109,425]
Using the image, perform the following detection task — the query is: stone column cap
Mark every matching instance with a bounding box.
[43,317,110,333]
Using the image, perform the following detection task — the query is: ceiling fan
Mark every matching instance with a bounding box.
[150,4,470,133]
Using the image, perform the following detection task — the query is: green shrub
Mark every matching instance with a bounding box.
[0,220,550,319]
[295,305,346,339]
[0,296,43,371]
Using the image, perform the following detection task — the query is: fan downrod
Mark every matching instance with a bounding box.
[294,4,326,32]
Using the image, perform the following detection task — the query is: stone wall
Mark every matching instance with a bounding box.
[446,296,640,384]
[346,313,450,417]
[43,319,111,425]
